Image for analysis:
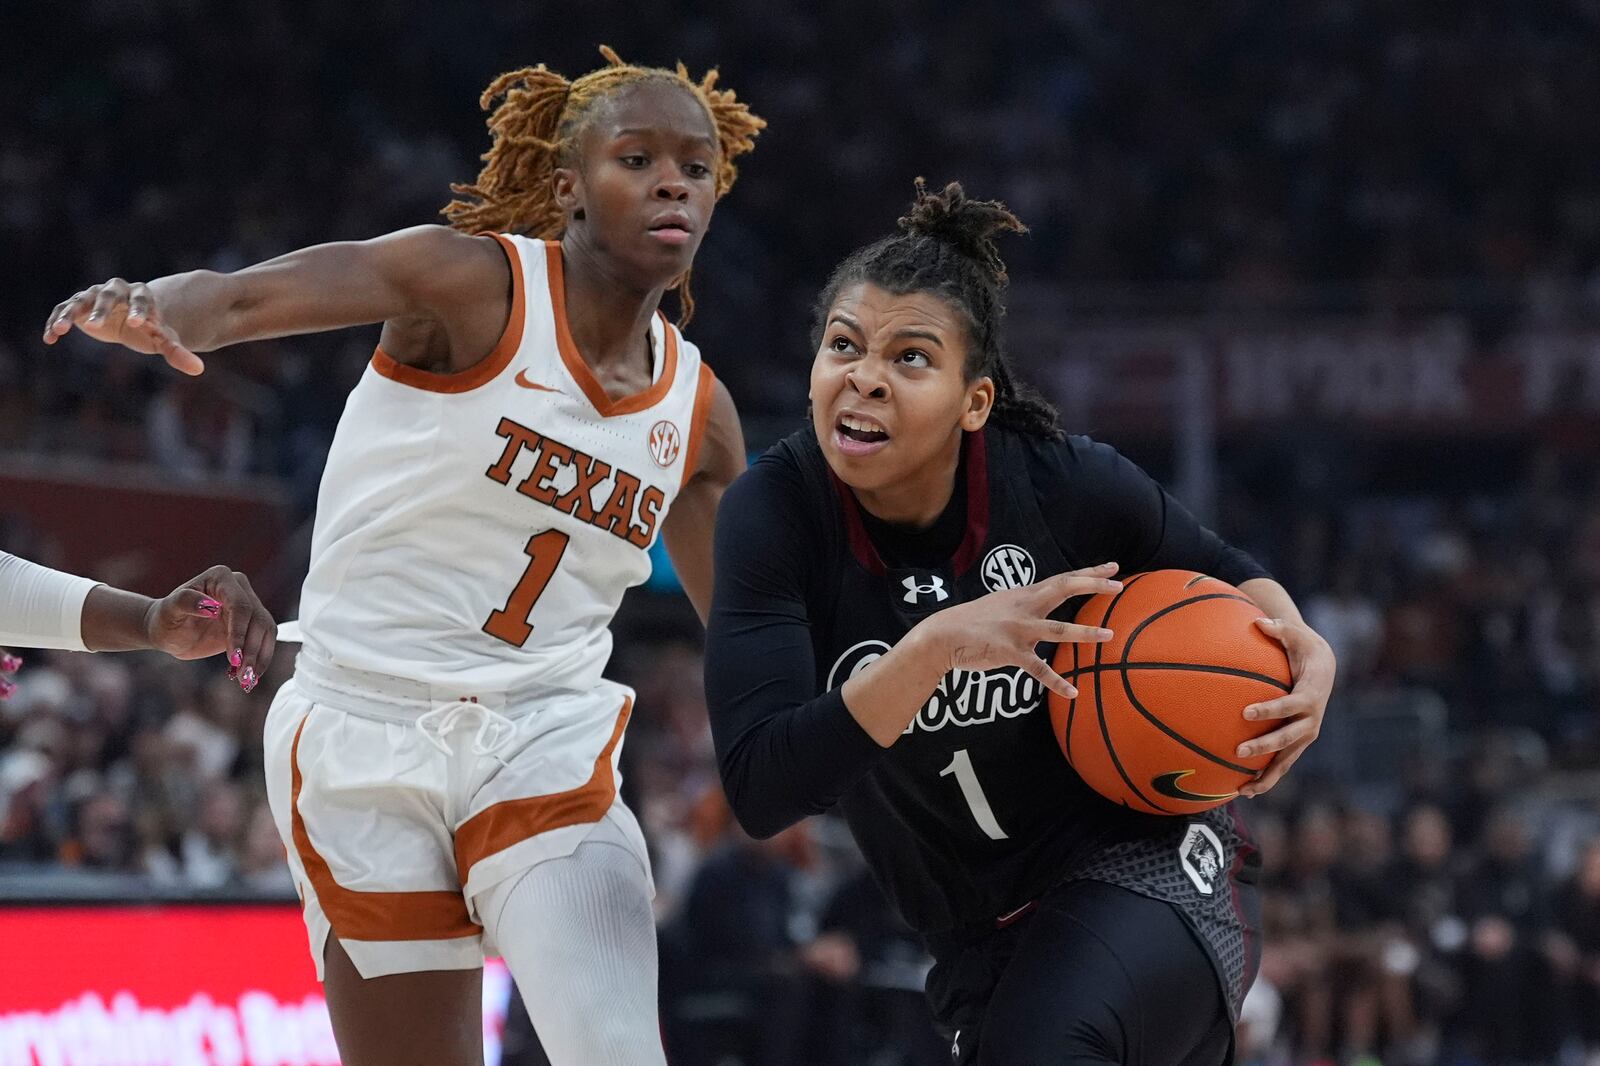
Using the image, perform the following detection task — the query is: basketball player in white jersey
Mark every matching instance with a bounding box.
[42,49,763,1066]
[0,553,275,693]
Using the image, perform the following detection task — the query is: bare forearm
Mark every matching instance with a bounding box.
[841,624,949,746]
[79,586,157,652]
[1239,578,1305,625]
[147,246,397,352]
[147,270,247,352]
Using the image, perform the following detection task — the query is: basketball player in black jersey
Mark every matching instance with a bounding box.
[703,182,1336,1064]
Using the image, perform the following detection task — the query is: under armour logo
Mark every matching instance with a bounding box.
[951,1030,962,1061]
[903,575,949,604]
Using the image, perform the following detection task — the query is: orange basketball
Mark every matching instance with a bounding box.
[1048,570,1290,815]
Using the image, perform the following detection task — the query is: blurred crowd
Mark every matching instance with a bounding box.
[8,1,1600,1064]
[1223,441,1600,1063]
[6,0,1600,490]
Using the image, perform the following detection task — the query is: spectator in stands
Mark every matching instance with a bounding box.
[666,821,859,1066]
[1557,837,1600,1061]
[1449,806,1562,1063]
[1386,803,1467,1063]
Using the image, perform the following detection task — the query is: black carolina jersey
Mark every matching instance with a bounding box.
[706,425,1267,1014]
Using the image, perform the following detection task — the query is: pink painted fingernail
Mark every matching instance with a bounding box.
[1,653,22,672]
[0,679,15,699]
[229,649,242,668]
[240,668,257,692]
[198,598,222,617]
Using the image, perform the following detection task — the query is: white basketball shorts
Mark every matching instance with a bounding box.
[263,647,652,979]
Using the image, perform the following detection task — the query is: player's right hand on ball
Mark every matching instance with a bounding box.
[42,279,204,375]
[920,562,1122,700]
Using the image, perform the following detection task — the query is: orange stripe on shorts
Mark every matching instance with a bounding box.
[453,696,633,884]
[290,714,481,942]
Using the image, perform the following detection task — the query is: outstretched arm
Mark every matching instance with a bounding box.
[42,225,510,375]
[0,553,276,692]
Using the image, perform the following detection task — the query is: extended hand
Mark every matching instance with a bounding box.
[42,279,204,375]
[145,566,277,691]
[924,562,1124,700]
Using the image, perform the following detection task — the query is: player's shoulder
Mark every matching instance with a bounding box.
[364,225,519,302]
[1002,428,1158,547]
[727,428,824,510]
[373,223,507,262]
[1005,427,1129,490]
[716,429,834,578]
[720,430,829,532]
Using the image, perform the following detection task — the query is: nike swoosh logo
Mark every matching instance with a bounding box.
[514,369,559,392]
[1150,770,1238,804]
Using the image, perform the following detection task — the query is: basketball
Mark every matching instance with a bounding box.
[1048,570,1291,815]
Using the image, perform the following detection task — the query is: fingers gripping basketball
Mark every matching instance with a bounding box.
[1048,570,1290,815]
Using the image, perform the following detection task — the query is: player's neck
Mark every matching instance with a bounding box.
[559,238,670,374]
[852,433,964,529]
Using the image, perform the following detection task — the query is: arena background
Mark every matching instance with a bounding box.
[4,3,1600,1064]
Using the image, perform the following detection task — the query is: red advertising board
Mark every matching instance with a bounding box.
[0,459,289,601]
[0,906,510,1066]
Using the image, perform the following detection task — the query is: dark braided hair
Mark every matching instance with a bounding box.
[811,178,1063,440]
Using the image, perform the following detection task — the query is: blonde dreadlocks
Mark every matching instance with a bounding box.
[444,46,765,325]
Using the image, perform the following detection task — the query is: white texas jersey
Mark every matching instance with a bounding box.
[297,234,717,691]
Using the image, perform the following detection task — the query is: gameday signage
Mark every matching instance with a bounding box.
[1014,315,1600,433]
[0,906,511,1066]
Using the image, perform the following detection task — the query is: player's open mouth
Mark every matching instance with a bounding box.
[835,413,889,456]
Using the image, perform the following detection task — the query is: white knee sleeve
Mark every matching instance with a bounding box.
[479,812,665,1066]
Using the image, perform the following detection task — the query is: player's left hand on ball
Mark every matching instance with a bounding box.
[146,565,277,692]
[1234,617,1336,798]
[0,649,21,700]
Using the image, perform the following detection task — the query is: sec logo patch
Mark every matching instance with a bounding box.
[648,420,682,467]
[981,544,1036,592]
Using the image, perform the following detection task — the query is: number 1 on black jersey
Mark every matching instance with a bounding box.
[941,748,1009,840]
